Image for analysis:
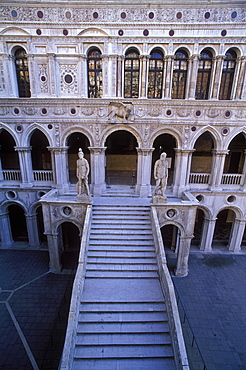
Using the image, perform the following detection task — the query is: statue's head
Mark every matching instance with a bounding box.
[78,148,84,159]
[160,152,167,160]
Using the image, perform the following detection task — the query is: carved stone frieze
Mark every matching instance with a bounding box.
[206,109,220,118]
[22,107,38,115]
[0,64,5,92]
[0,107,10,115]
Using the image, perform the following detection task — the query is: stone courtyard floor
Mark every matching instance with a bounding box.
[0,247,246,370]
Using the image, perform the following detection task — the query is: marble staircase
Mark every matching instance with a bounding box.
[72,203,176,369]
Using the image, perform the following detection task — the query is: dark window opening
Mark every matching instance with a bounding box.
[219,50,236,100]
[87,48,102,98]
[14,47,31,98]
[148,49,164,99]
[124,49,140,98]
[195,50,213,100]
[171,49,188,99]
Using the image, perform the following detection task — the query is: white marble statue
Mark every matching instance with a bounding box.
[153,152,168,198]
[76,148,90,196]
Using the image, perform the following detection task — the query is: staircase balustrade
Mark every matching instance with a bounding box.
[151,206,190,370]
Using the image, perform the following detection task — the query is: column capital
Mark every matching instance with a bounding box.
[47,146,69,153]
[88,146,107,154]
[136,147,155,155]
[14,146,32,152]
[174,148,196,155]
[212,149,229,156]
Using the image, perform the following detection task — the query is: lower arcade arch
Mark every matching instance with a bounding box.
[67,132,90,184]
[58,222,81,270]
[0,129,20,172]
[192,208,206,247]
[161,224,181,271]
[151,134,176,186]
[30,129,51,171]
[105,130,138,186]
[212,209,236,249]
[8,204,28,243]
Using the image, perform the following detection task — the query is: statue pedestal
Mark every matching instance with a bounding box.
[152,194,167,204]
[76,194,92,204]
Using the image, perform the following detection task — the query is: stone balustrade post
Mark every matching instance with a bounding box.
[228,218,245,252]
[0,211,13,246]
[136,148,154,197]
[209,149,229,190]
[14,146,33,187]
[175,235,193,277]
[199,217,217,251]
[88,147,107,196]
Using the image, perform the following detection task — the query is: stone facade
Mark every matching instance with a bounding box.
[0,0,246,274]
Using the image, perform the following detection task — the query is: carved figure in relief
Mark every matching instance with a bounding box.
[107,102,133,123]
[153,152,168,197]
[76,148,90,196]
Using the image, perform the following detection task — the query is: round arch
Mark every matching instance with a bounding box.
[223,132,246,175]
[150,128,181,149]
[173,46,192,57]
[61,126,93,148]
[7,203,28,243]
[151,133,177,186]
[190,131,215,175]
[29,129,52,171]
[104,129,138,186]
[57,221,81,270]
[66,132,91,184]
[212,207,237,249]
[24,124,52,147]
[123,45,142,55]
[0,129,20,171]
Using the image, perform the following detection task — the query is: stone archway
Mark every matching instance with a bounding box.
[161,224,181,273]
[0,129,20,176]
[151,134,176,186]
[105,130,138,186]
[192,208,206,248]
[213,209,236,249]
[67,132,90,184]
[8,204,28,244]
[59,222,81,270]
[30,129,51,171]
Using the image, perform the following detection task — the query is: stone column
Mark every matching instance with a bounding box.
[175,235,193,277]
[211,55,224,100]
[89,147,107,196]
[108,55,117,98]
[164,55,174,99]
[228,218,245,252]
[102,54,109,98]
[27,54,36,97]
[117,55,123,97]
[136,148,154,198]
[173,149,195,196]
[234,57,246,100]
[199,217,217,251]
[15,146,33,187]
[45,232,62,273]
[25,213,40,248]
[0,157,3,181]
[209,149,229,190]
[140,55,148,98]
[0,211,13,246]
[187,54,199,99]
[48,147,69,191]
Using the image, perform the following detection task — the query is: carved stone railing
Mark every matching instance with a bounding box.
[189,173,210,184]
[150,206,189,370]
[221,173,243,185]
[2,170,22,181]
[33,170,53,182]
[60,205,92,370]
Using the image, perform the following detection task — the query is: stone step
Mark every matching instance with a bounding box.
[89,234,154,241]
[86,263,158,271]
[80,301,167,312]
[86,257,157,264]
[77,321,170,334]
[90,229,153,236]
[74,343,174,359]
[87,251,156,258]
[76,332,171,345]
[88,246,155,252]
[79,311,168,323]
[72,357,176,370]
[91,220,152,226]
[92,214,151,220]
[85,270,159,278]
[89,240,155,247]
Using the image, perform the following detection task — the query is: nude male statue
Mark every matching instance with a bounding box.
[154,152,168,197]
[76,148,90,196]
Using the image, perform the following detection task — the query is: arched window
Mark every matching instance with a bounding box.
[195,49,213,100]
[14,47,30,98]
[87,48,102,98]
[171,49,188,99]
[124,48,140,98]
[219,49,237,100]
[147,49,164,99]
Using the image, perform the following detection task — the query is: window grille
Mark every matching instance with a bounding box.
[195,50,212,100]
[87,48,102,98]
[219,50,236,100]
[14,48,31,98]
[148,49,164,99]
[124,49,140,98]
[171,50,188,99]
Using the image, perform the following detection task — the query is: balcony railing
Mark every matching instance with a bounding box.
[33,170,53,182]
[189,173,210,184]
[221,173,243,185]
[2,170,22,181]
